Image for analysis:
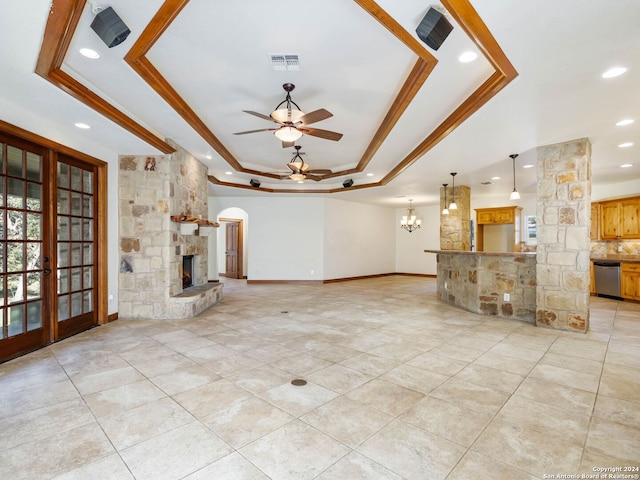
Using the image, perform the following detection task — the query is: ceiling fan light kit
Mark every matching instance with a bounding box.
[274,126,303,142]
[234,83,343,147]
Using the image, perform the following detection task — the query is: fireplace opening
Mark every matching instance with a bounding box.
[183,255,194,289]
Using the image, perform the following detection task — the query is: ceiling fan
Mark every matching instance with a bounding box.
[282,146,332,182]
[233,83,343,147]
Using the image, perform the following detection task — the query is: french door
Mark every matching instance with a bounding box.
[0,131,103,362]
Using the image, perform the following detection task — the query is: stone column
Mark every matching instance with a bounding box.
[440,184,471,250]
[535,138,591,332]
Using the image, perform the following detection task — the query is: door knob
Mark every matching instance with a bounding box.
[43,268,52,275]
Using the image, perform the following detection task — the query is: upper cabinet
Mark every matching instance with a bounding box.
[598,196,640,240]
[475,206,522,252]
[476,206,520,225]
[621,198,640,238]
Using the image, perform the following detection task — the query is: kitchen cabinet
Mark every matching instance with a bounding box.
[600,201,620,239]
[599,196,640,240]
[475,206,522,252]
[621,198,640,238]
[476,206,518,224]
[621,262,640,301]
[590,203,600,240]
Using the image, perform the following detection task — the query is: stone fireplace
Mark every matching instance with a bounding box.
[118,140,222,319]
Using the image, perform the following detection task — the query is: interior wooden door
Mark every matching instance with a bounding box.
[0,135,51,361]
[224,221,239,279]
[55,155,98,340]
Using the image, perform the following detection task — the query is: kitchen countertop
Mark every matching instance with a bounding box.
[591,255,640,263]
[424,249,536,257]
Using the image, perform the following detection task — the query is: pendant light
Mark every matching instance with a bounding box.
[449,172,458,210]
[441,183,449,215]
[509,154,520,200]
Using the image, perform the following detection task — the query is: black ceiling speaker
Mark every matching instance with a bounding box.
[250,179,261,188]
[343,179,354,188]
[415,7,453,51]
[90,7,131,48]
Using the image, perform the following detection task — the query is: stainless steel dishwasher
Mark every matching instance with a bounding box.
[593,261,621,298]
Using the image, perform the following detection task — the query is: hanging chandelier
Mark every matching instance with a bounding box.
[442,183,449,215]
[449,172,458,210]
[509,154,520,200]
[401,199,422,232]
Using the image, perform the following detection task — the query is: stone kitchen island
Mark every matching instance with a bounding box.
[425,250,537,323]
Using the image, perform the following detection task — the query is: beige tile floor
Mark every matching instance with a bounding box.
[1,276,639,480]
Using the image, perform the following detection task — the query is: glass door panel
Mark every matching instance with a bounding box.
[0,137,49,359]
[55,156,96,340]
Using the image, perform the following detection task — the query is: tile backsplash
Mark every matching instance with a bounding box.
[590,240,640,256]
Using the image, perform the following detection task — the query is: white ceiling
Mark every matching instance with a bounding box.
[2,0,639,207]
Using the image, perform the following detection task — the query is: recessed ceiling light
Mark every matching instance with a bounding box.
[74,123,91,129]
[621,164,633,168]
[523,164,534,169]
[491,176,500,180]
[616,119,634,126]
[225,171,233,175]
[297,180,304,184]
[618,142,634,148]
[458,51,477,63]
[366,173,374,177]
[79,48,100,59]
[602,67,627,78]
[205,155,212,160]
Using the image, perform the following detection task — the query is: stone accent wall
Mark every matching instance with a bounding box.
[435,251,536,323]
[536,138,591,332]
[118,141,222,319]
[440,185,471,250]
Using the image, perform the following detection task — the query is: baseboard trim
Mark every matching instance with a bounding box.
[107,313,118,323]
[246,280,323,285]
[245,273,436,285]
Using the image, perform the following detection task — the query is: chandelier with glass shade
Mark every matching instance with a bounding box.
[401,199,422,232]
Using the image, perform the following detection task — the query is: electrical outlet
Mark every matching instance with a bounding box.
[618,245,623,253]
[503,293,510,301]
[444,282,448,289]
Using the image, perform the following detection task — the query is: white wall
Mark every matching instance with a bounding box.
[211,196,325,280]
[592,178,640,201]
[323,199,396,280]
[210,196,399,281]
[395,204,440,275]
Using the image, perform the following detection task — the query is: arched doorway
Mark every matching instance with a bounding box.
[216,208,248,280]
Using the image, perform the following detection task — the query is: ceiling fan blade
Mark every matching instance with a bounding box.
[297,108,333,125]
[305,174,323,182]
[299,127,343,141]
[307,169,332,174]
[243,110,277,122]
[281,141,295,148]
[232,128,276,135]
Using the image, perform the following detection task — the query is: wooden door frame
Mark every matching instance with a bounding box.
[219,217,243,279]
[1,121,108,336]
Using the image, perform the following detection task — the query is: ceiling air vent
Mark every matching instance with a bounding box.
[270,54,300,71]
